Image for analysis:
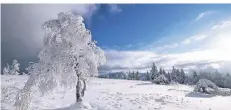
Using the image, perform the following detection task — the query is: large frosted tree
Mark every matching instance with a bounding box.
[14,12,106,110]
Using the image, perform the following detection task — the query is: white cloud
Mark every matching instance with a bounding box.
[212,20,231,30]
[182,35,208,45]
[101,49,231,73]
[2,4,99,61]
[108,4,122,13]
[101,18,231,73]
[192,35,208,40]
[182,39,191,45]
[195,11,213,21]
[155,43,178,51]
[195,12,206,21]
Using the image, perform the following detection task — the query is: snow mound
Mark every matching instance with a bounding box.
[46,101,92,110]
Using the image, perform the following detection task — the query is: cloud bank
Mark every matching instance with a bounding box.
[1,4,99,70]
[101,18,231,73]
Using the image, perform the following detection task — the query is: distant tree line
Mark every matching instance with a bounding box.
[98,63,231,89]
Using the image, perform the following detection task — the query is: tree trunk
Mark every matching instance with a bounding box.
[202,87,210,94]
[76,75,82,102]
[81,80,86,97]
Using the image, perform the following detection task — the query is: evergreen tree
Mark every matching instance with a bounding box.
[150,63,159,80]
[178,68,186,84]
[224,73,231,88]
[136,71,140,80]
[162,69,166,76]
[132,71,135,80]
[193,71,198,84]
[159,68,163,75]
[167,72,171,82]
[171,66,178,82]
[146,71,150,81]
[128,71,132,80]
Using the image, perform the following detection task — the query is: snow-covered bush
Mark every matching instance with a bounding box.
[194,78,218,94]
[14,12,106,110]
[152,74,169,85]
[3,63,10,75]
[10,60,20,75]
[2,60,21,75]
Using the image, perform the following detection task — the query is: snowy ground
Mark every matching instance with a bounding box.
[1,75,231,110]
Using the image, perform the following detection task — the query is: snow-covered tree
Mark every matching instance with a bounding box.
[9,60,20,75]
[14,12,106,110]
[224,73,231,88]
[150,63,159,80]
[193,71,199,84]
[3,63,10,75]
[171,66,178,83]
[162,69,166,75]
[212,71,224,87]
[135,71,140,80]
[127,71,132,80]
[177,68,186,84]
[152,74,169,85]
[194,78,219,94]
[167,72,171,82]
[146,71,151,81]
[159,68,163,75]
[131,71,135,80]
[25,62,35,75]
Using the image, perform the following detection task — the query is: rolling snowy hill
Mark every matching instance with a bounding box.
[1,75,231,110]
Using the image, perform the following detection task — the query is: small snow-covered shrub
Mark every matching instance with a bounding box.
[194,78,218,94]
[152,74,169,85]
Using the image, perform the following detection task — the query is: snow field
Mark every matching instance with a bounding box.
[1,75,231,110]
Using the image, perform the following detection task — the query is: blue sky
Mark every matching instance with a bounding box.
[86,4,231,53]
[86,4,231,73]
[2,4,231,73]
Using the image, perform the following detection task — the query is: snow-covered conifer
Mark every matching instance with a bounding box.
[193,71,199,84]
[150,63,159,80]
[162,69,166,75]
[167,72,171,82]
[159,68,163,75]
[171,66,178,83]
[135,71,140,80]
[146,71,151,81]
[152,74,169,84]
[178,68,186,84]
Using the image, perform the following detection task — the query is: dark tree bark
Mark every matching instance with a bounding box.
[202,87,210,94]
[81,80,86,97]
[76,74,82,102]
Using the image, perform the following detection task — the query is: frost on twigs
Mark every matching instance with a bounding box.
[14,12,106,110]
[194,79,218,94]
